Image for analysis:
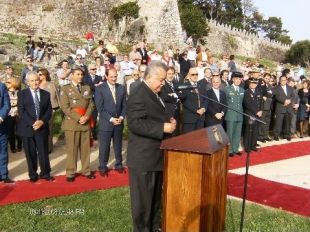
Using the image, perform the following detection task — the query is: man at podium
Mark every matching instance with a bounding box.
[127,61,176,232]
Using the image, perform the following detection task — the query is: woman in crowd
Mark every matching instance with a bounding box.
[94,56,106,79]
[297,80,310,138]
[6,77,22,153]
[38,68,59,153]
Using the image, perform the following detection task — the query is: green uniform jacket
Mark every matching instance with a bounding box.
[60,83,94,131]
[224,85,244,122]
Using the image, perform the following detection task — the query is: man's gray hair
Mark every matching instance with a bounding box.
[25,71,39,82]
[144,61,168,80]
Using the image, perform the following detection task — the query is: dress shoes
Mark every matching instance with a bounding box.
[10,149,16,153]
[115,167,126,174]
[29,177,39,183]
[229,153,234,157]
[84,174,96,179]
[66,176,75,182]
[274,136,279,141]
[40,176,55,181]
[286,137,291,141]
[251,147,258,152]
[99,170,109,177]
[16,148,22,152]
[235,152,242,156]
[2,178,14,183]
[264,137,272,142]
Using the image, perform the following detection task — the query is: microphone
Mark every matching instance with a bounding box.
[175,84,198,91]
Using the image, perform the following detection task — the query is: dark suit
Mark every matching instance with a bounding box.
[95,82,126,172]
[129,79,141,95]
[137,48,148,65]
[179,82,207,133]
[273,84,294,138]
[258,84,273,140]
[198,78,212,92]
[17,88,52,179]
[205,88,227,127]
[127,82,170,232]
[83,74,103,139]
[243,88,262,152]
[0,83,11,180]
[159,80,180,135]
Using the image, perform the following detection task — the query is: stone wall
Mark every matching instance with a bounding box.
[0,0,289,61]
[205,20,290,61]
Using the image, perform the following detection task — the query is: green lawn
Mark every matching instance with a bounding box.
[0,187,309,232]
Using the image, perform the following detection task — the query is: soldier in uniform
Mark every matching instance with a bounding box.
[59,66,95,182]
[224,72,244,156]
[243,78,263,153]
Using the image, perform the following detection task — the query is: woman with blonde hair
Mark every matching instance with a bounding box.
[6,77,22,153]
[38,68,59,153]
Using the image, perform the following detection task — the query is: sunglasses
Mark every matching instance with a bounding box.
[90,68,97,71]
[38,73,44,76]
[190,73,198,76]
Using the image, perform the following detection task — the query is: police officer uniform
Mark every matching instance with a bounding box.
[60,82,94,181]
[224,74,244,156]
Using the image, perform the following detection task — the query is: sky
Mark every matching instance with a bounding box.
[253,0,310,43]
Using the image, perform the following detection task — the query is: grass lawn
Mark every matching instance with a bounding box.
[0,187,309,232]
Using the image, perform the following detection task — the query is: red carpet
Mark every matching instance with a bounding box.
[0,171,128,206]
[1,141,310,217]
[228,141,310,217]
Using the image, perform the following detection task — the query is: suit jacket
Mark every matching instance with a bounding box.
[273,85,294,114]
[17,88,52,137]
[197,78,212,92]
[60,83,94,131]
[94,82,126,131]
[179,82,207,124]
[205,88,227,126]
[0,83,10,134]
[83,74,103,95]
[127,82,169,171]
[137,48,148,64]
[159,80,179,118]
[243,88,263,121]
[129,79,142,95]
[224,85,244,122]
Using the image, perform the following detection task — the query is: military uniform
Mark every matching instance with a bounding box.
[224,84,244,154]
[60,83,94,178]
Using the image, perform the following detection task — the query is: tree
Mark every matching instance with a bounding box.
[179,0,209,39]
[244,10,264,34]
[285,40,310,67]
[262,16,292,44]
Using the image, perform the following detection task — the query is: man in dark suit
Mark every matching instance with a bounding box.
[273,76,295,141]
[17,71,53,182]
[197,67,212,92]
[205,74,227,127]
[180,67,207,133]
[136,42,148,65]
[95,68,126,176]
[83,63,103,140]
[0,82,13,183]
[159,66,180,136]
[127,61,176,232]
[243,78,263,153]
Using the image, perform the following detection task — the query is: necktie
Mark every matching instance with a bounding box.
[168,81,174,92]
[236,86,239,93]
[111,86,116,103]
[77,84,81,93]
[194,88,201,108]
[156,94,165,108]
[34,90,40,119]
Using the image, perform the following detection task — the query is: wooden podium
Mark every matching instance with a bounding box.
[160,125,229,232]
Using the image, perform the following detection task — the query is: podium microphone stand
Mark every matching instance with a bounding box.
[197,92,266,232]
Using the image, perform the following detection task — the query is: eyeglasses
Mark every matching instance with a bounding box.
[38,73,44,76]
[213,75,220,77]
[90,68,97,71]
[190,73,198,76]
[76,58,82,60]
[26,60,32,62]
[133,74,139,76]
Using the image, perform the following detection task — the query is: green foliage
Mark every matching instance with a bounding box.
[0,188,310,231]
[111,1,140,21]
[52,110,63,137]
[42,4,55,12]
[226,34,238,50]
[262,16,292,45]
[0,32,27,50]
[285,40,310,67]
[178,1,209,39]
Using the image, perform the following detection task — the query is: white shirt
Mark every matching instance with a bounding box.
[212,88,220,101]
[281,85,287,95]
[76,48,87,58]
[187,49,197,61]
[120,60,136,76]
[30,88,40,101]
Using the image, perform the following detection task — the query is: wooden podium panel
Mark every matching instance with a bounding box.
[161,125,229,232]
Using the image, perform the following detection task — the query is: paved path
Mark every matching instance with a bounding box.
[7,136,310,182]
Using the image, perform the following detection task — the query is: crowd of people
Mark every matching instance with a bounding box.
[0,37,309,231]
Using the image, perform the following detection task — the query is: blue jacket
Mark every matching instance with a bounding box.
[0,83,11,134]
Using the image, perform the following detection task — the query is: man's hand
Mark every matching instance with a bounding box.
[196,108,206,116]
[215,112,223,120]
[32,120,44,130]
[284,99,291,106]
[79,116,89,125]
[256,111,263,117]
[163,118,177,134]
[263,96,267,101]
